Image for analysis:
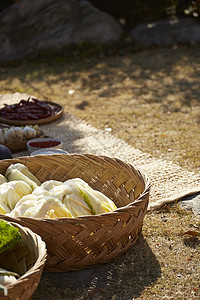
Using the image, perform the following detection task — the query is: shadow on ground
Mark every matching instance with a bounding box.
[33,235,161,300]
[1,46,200,110]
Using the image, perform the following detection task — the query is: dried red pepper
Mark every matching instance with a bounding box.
[0,98,57,120]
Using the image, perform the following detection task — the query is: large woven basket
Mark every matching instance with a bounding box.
[0,221,47,300]
[0,154,150,272]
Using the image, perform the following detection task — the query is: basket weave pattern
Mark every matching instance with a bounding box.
[0,222,47,300]
[0,154,150,272]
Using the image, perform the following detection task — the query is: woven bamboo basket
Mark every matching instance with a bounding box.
[0,221,47,300]
[0,154,150,272]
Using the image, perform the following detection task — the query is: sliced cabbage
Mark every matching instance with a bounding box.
[64,178,117,215]
[0,201,11,214]
[9,194,72,219]
[5,163,41,190]
[0,175,7,185]
[0,180,32,210]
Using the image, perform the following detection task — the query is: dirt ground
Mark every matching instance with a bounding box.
[1,45,200,172]
[0,44,200,299]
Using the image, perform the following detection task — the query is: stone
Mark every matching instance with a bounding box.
[130,17,200,47]
[180,193,200,215]
[0,0,122,62]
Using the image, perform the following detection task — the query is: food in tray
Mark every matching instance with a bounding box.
[0,220,21,295]
[0,124,43,145]
[27,137,62,154]
[0,163,117,219]
[0,98,57,121]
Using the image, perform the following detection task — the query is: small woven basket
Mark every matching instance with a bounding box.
[0,221,47,300]
[0,154,150,272]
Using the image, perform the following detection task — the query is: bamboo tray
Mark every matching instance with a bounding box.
[0,221,47,300]
[0,101,63,126]
[1,133,45,154]
[0,154,150,272]
[0,123,45,153]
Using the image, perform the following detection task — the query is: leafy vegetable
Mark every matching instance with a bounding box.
[0,175,7,185]
[0,220,22,254]
[5,163,41,190]
[9,194,73,219]
[0,202,10,215]
[0,180,33,210]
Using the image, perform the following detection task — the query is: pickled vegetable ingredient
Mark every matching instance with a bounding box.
[0,220,22,254]
[0,98,57,120]
[0,163,117,218]
[5,163,41,190]
[0,220,21,295]
[0,124,42,144]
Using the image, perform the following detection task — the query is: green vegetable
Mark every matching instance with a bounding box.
[0,220,22,254]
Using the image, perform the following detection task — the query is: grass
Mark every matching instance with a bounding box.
[0,44,200,299]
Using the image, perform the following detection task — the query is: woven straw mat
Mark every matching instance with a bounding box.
[1,93,200,211]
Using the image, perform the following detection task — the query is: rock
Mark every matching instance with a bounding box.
[180,193,200,216]
[0,0,122,62]
[130,17,200,47]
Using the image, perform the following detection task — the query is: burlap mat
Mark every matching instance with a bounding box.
[1,93,200,210]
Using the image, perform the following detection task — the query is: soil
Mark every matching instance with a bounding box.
[1,45,199,172]
[0,44,200,299]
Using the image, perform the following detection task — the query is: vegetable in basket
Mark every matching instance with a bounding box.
[0,174,7,185]
[0,180,32,210]
[9,194,73,219]
[62,178,117,215]
[1,163,117,218]
[43,181,94,217]
[0,220,21,295]
[33,178,117,217]
[0,219,22,254]
[33,180,63,192]
[0,268,18,286]
[5,163,41,190]
[0,202,10,215]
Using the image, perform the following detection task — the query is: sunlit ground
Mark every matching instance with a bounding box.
[1,44,200,299]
